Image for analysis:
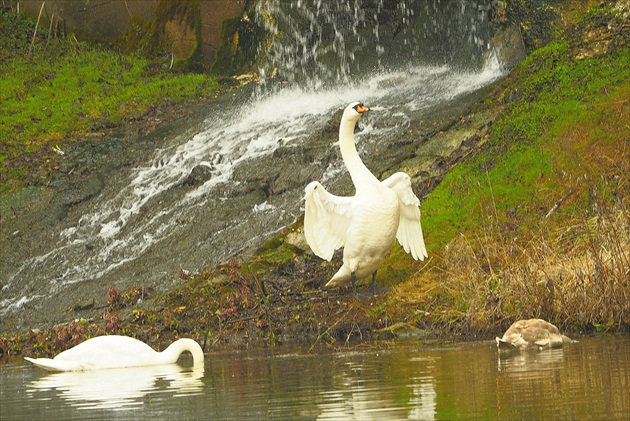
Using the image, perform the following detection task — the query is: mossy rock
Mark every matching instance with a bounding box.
[212,13,267,76]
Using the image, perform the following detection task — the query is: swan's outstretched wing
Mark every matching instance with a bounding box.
[382,172,428,260]
[304,181,353,261]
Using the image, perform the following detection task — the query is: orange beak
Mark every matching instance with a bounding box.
[356,104,369,113]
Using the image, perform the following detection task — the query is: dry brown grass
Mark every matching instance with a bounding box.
[440,181,629,335]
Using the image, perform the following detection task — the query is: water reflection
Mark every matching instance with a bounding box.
[316,353,437,420]
[26,364,204,410]
[497,347,566,375]
[492,336,630,420]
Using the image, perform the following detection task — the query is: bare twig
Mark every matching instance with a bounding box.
[45,13,54,51]
[411,255,434,277]
[28,2,45,58]
[545,189,576,219]
[344,322,363,347]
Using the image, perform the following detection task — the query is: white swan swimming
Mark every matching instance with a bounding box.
[24,335,204,371]
[496,319,573,350]
[304,102,428,293]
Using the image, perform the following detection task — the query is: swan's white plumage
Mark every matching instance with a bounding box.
[24,335,204,372]
[382,172,428,261]
[304,181,353,261]
[304,102,427,289]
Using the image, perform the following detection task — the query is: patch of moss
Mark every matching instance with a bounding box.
[422,38,629,252]
[119,15,154,55]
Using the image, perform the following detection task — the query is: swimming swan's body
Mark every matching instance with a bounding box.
[304,102,427,292]
[496,319,572,350]
[25,335,204,371]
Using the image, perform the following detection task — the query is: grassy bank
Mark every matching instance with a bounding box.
[0,9,219,195]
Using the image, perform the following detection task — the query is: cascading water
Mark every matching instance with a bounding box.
[255,0,496,89]
[0,0,511,332]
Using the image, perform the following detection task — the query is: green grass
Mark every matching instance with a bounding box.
[421,40,629,253]
[0,9,219,194]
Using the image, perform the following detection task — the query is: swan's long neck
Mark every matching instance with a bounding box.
[159,339,204,365]
[339,117,380,194]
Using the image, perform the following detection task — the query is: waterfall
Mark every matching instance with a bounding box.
[255,0,496,89]
[0,0,508,331]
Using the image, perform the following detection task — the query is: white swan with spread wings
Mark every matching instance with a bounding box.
[304,102,427,293]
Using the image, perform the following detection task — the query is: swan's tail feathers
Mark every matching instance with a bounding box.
[325,266,353,288]
[24,357,84,372]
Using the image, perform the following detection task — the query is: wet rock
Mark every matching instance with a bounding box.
[485,24,527,70]
[58,174,104,207]
[271,162,324,195]
[69,298,95,312]
[208,180,268,201]
[377,322,430,339]
[231,146,326,196]
[183,163,214,187]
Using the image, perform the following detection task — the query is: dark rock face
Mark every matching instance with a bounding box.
[485,25,527,70]
[18,0,245,69]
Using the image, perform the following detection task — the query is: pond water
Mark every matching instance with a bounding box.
[1,334,628,420]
